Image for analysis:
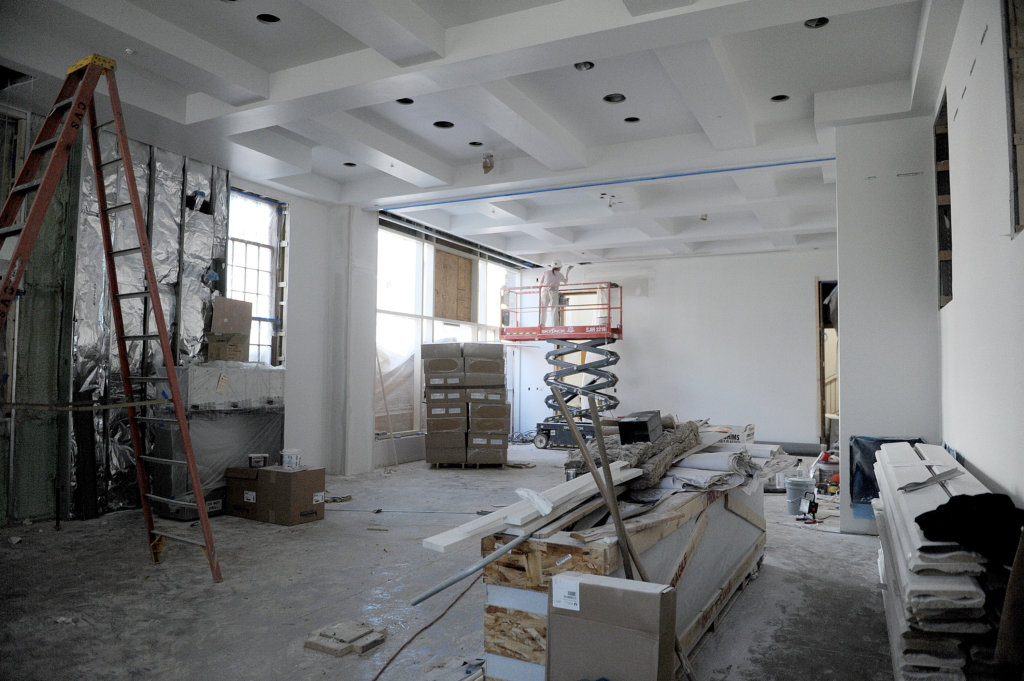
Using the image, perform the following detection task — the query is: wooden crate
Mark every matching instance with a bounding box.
[482,487,766,681]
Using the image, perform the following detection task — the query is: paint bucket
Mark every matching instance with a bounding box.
[785,477,816,515]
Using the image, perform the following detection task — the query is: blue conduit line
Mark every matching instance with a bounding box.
[384,156,838,211]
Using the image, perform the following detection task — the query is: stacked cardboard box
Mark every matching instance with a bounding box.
[208,297,252,361]
[422,342,509,466]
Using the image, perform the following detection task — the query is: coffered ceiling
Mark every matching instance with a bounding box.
[0,0,961,265]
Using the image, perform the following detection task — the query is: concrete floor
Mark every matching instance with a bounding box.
[0,446,892,681]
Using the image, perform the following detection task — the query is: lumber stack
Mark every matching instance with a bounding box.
[873,441,1002,680]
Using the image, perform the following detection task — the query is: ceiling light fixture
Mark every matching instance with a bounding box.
[433,120,454,128]
[344,162,357,167]
[482,153,494,174]
[699,214,708,221]
[603,93,626,103]
[770,94,790,102]
[396,98,414,105]
[574,61,595,71]
[257,13,280,23]
[804,17,829,28]
[624,116,640,123]
[469,141,483,146]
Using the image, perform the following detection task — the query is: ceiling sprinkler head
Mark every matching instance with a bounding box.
[482,153,494,174]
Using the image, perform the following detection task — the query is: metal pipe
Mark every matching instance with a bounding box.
[411,530,533,606]
[550,386,636,580]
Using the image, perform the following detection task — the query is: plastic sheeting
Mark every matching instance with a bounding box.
[71,133,231,515]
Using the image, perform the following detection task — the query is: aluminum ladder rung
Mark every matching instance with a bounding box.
[134,416,180,427]
[11,178,41,195]
[122,333,160,342]
[111,246,142,257]
[0,223,24,239]
[152,529,207,547]
[31,137,59,153]
[115,290,149,300]
[106,202,132,214]
[93,119,115,131]
[140,455,186,466]
[145,493,197,508]
[99,157,123,170]
[51,96,75,113]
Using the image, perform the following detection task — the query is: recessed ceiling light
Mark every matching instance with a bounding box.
[468,141,483,146]
[574,61,595,71]
[433,120,454,128]
[396,98,415,105]
[770,94,790,102]
[257,13,280,23]
[624,116,640,123]
[344,162,357,167]
[804,17,829,28]
[603,93,626,103]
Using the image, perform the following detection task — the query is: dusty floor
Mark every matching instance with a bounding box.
[0,446,891,681]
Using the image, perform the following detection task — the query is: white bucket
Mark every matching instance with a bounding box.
[785,477,816,515]
[281,448,302,469]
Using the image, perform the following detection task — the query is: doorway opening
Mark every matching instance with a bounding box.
[817,280,838,450]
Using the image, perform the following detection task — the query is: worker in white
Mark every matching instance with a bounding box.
[540,261,572,326]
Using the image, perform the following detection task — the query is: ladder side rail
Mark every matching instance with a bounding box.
[0,67,103,337]
[102,72,222,582]
[84,96,156,544]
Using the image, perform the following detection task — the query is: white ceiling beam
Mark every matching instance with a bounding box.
[446,81,588,171]
[619,0,701,17]
[297,0,445,67]
[269,173,346,202]
[636,219,681,238]
[284,113,453,188]
[656,38,756,150]
[732,172,779,200]
[52,0,269,105]
[227,130,312,172]
[479,200,531,223]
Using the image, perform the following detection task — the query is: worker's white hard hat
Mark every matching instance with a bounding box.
[551,260,562,269]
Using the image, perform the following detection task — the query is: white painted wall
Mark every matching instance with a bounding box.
[939,1,1024,505]
[835,116,943,534]
[563,250,836,445]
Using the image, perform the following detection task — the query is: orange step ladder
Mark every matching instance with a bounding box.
[0,54,222,582]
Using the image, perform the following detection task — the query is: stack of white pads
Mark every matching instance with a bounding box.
[657,442,793,493]
[873,441,994,681]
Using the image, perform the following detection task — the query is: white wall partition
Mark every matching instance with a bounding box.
[835,116,943,534]
[568,249,836,445]
[939,1,1024,505]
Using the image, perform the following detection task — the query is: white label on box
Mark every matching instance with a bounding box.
[313,491,325,504]
[490,438,502,445]
[551,575,580,611]
[243,490,256,503]
[445,377,460,384]
[428,377,444,385]
[431,407,445,415]
[471,437,487,445]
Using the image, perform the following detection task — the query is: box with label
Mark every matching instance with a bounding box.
[426,403,467,418]
[463,372,505,387]
[547,573,676,681]
[712,423,755,444]
[464,357,504,374]
[469,417,510,434]
[467,432,508,449]
[423,357,464,374]
[466,387,507,403]
[467,447,506,465]
[211,297,252,334]
[425,416,467,433]
[421,342,462,358]
[225,466,325,526]
[424,372,464,387]
[469,402,510,419]
[208,333,249,361]
[461,342,504,359]
[425,432,466,465]
[424,387,466,403]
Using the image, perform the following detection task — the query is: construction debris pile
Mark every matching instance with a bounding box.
[873,441,1024,681]
[564,418,700,488]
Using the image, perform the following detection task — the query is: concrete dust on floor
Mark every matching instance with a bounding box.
[0,445,891,681]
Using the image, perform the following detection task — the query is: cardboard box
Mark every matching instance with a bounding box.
[212,297,252,334]
[422,357,464,373]
[467,448,506,465]
[424,387,466,403]
[713,423,756,444]
[461,342,504,359]
[421,342,462,358]
[225,466,325,526]
[618,410,663,445]
[208,333,250,361]
[425,432,465,449]
[426,416,467,432]
[465,387,507,403]
[463,372,505,387]
[424,372,464,387]
[426,403,467,418]
[469,402,510,419]
[547,573,676,681]
[467,432,508,449]
[469,417,510,433]
[464,357,504,374]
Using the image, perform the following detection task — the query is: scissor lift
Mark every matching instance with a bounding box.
[500,281,623,448]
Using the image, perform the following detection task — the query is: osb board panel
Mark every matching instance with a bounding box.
[484,605,547,665]
[482,536,613,592]
[434,250,473,322]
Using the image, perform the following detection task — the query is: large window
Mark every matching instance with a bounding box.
[227,189,286,364]
[374,226,520,433]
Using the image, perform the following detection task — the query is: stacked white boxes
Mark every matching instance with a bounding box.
[423,342,509,466]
